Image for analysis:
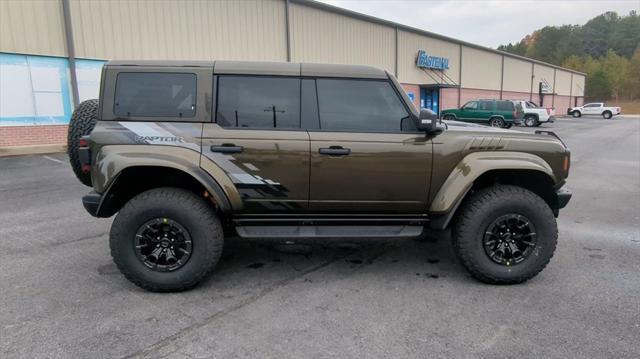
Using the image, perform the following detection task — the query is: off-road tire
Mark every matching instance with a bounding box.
[572,110,581,118]
[110,187,224,292]
[452,185,557,284]
[67,99,98,186]
[489,117,505,128]
[524,115,539,127]
[602,111,612,119]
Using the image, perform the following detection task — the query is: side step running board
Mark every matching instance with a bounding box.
[235,225,424,239]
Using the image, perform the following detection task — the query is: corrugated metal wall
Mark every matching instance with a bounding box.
[0,0,67,57]
[461,46,502,90]
[533,64,555,93]
[397,30,460,85]
[69,0,287,61]
[289,3,395,72]
[0,0,585,96]
[555,70,572,96]
[502,57,532,93]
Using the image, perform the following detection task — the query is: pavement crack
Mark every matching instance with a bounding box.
[122,251,354,359]
[0,231,108,258]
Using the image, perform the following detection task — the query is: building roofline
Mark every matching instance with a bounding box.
[293,0,586,76]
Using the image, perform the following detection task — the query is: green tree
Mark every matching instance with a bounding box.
[600,50,630,102]
[585,68,612,100]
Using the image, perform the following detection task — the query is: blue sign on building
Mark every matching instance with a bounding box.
[416,50,449,71]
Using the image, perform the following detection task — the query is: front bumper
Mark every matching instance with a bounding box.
[82,191,103,217]
[556,188,572,209]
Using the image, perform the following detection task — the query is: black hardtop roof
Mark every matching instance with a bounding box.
[105,60,389,79]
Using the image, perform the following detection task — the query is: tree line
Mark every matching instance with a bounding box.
[498,11,640,101]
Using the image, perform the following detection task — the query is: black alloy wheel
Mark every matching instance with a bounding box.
[482,214,537,266]
[135,218,193,272]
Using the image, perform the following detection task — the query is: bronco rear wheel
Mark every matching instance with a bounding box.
[67,99,98,186]
[110,187,224,292]
[452,185,557,284]
[489,117,505,128]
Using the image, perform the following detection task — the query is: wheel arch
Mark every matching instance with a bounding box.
[91,145,236,217]
[429,151,559,229]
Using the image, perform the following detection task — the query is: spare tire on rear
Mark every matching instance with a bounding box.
[67,99,98,187]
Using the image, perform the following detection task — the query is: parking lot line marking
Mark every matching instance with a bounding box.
[43,155,64,164]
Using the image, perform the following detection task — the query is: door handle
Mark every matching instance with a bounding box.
[210,143,243,154]
[319,146,350,156]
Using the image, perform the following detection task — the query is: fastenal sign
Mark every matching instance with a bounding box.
[416,50,450,70]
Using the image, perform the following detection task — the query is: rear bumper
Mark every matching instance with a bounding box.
[546,116,556,123]
[556,188,572,209]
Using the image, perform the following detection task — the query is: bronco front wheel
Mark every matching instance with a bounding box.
[452,185,557,284]
[110,187,223,292]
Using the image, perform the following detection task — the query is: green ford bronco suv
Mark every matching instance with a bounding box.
[441,99,524,128]
[67,60,571,291]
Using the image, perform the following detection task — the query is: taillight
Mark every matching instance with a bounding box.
[563,155,570,176]
[78,138,89,147]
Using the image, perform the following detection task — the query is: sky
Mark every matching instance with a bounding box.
[318,0,639,48]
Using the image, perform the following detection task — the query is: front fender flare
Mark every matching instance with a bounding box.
[429,151,555,214]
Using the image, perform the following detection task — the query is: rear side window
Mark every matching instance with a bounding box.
[114,73,196,118]
[315,79,410,132]
[216,76,300,129]
[479,101,493,111]
[496,101,514,111]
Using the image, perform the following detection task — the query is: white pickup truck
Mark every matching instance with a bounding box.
[568,103,621,119]
[512,100,556,127]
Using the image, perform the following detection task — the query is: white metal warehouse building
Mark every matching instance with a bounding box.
[0,0,586,147]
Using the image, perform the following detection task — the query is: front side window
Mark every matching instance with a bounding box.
[463,101,478,110]
[114,72,196,117]
[496,101,514,111]
[216,76,300,129]
[316,79,410,132]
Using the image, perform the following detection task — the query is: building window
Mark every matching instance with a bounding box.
[216,76,301,129]
[0,53,73,126]
[114,72,197,118]
[316,79,410,132]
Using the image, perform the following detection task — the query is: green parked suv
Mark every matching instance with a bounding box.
[441,99,524,128]
[67,60,571,292]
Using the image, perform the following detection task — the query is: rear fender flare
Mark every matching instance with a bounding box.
[93,145,241,212]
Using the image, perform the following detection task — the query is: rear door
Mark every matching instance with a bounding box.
[307,78,432,213]
[201,75,310,213]
[583,103,601,115]
[476,100,494,122]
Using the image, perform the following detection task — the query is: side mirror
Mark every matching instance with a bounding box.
[417,109,442,135]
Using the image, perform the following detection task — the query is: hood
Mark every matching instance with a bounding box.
[443,120,521,134]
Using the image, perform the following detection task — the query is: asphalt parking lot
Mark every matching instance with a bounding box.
[1,115,639,358]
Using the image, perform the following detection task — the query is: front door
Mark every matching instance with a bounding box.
[201,75,309,213]
[420,88,440,114]
[308,78,432,213]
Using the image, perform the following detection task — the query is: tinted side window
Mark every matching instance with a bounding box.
[463,101,478,110]
[479,101,493,111]
[496,101,514,111]
[114,73,196,118]
[584,103,601,108]
[216,76,300,129]
[316,79,410,132]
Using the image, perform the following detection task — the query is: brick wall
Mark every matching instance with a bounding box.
[459,88,501,105]
[554,95,571,113]
[440,88,459,111]
[0,125,68,147]
[400,84,420,109]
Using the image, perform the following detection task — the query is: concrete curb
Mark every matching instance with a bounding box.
[0,144,66,157]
